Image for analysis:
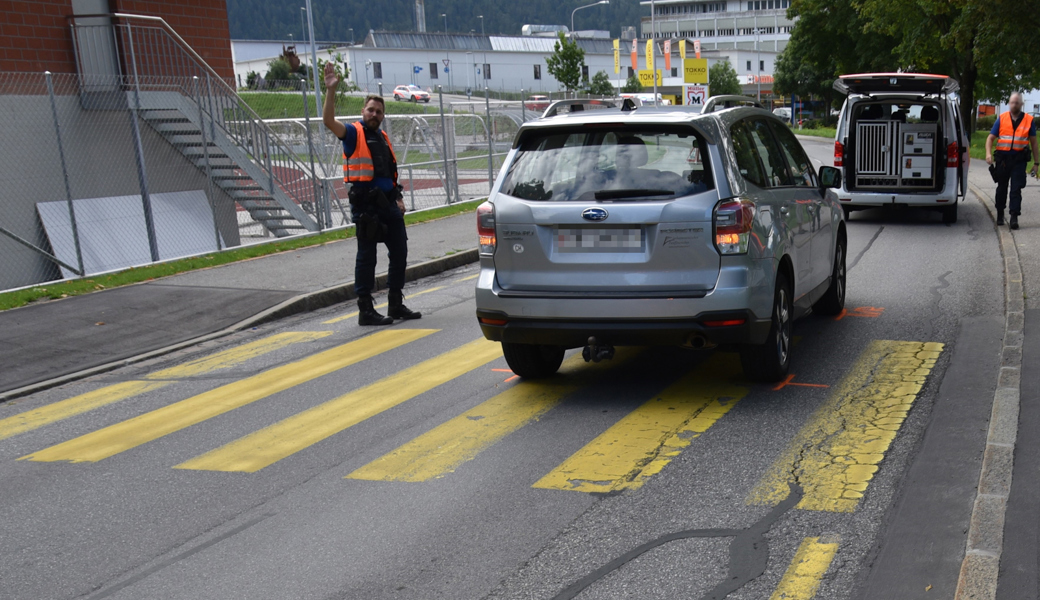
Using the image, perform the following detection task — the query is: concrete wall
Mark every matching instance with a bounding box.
[0,91,239,291]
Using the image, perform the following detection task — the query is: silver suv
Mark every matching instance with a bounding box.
[475,100,847,382]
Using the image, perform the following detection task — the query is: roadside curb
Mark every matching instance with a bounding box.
[0,248,479,403]
[954,182,1023,600]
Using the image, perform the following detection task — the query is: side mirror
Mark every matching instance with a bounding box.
[819,165,842,190]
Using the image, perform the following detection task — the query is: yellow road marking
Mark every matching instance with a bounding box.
[176,338,502,473]
[748,340,943,512]
[458,274,479,282]
[769,536,839,600]
[533,352,747,493]
[0,331,331,443]
[20,329,434,463]
[347,349,638,482]
[323,285,446,324]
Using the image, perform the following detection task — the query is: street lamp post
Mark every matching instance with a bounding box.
[441,13,447,33]
[304,0,320,117]
[478,15,484,35]
[300,7,306,51]
[650,0,656,105]
[348,28,354,45]
[755,27,761,102]
[571,0,609,36]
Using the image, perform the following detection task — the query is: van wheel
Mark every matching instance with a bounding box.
[502,343,565,379]
[740,272,793,382]
[813,235,846,316]
[942,203,958,224]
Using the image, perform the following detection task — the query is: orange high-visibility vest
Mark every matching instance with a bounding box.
[995,112,1034,152]
[343,121,398,183]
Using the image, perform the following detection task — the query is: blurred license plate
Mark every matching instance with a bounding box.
[554,226,643,253]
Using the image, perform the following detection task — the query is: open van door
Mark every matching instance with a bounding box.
[833,73,959,96]
[953,100,970,198]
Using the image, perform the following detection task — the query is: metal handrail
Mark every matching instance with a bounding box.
[69,13,323,227]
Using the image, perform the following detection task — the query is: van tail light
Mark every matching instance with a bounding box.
[947,142,959,168]
[714,199,755,255]
[834,141,844,167]
[477,201,496,256]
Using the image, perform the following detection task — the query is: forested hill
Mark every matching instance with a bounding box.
[226,0,644,41]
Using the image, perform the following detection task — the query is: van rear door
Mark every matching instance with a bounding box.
[833,73,959,96]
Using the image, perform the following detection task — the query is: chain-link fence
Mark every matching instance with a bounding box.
[0,17,516,293]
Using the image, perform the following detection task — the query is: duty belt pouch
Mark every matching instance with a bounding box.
[356,212,387,243]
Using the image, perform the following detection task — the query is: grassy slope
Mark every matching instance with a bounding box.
[0,201,480,312]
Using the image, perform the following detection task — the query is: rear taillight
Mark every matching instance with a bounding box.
[834,141,844,167]
[947,142,959,168]
[714,199,755,255]
[477,201,496,255]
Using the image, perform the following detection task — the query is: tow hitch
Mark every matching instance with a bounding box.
[582,336,615,363]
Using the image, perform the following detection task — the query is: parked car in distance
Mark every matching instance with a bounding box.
[393,84,430,103]
[773,107,792,120]
[524,95,550,111]
[475,99,847,382]
[832,72,969,223]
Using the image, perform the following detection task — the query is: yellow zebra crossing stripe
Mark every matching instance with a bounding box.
[769,536,840,600]
[346,348,639,482]
[20,329,435,463]
[533,352,747,493]
[0,331,331,442]
[175,338,502,473]
[748,340,943,512]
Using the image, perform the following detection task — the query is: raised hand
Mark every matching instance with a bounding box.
[324,61,340,91]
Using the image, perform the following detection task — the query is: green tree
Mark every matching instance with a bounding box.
[708,61,742,96]
[545,32,586,92]
[265,58,293,82]
[585,71,616,96]
[317,50,358,102]
[858,0,1040,131]
[773,44,839,121]
[621,75,643,93]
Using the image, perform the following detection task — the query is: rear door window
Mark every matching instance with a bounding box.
[500,126,714,201]
[769,121,816,187]
[742,119,794,187]
[731,121,768,188]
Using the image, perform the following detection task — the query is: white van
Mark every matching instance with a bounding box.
[831,73,970,223]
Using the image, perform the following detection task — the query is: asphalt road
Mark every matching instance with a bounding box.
[0,138,1007,600]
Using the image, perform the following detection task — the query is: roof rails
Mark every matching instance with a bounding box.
[700,95,765,113]
[540,98,622,118]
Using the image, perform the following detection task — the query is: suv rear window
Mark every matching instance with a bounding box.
[500,126,714,201]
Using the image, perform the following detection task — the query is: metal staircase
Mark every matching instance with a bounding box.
[70,13,325,238]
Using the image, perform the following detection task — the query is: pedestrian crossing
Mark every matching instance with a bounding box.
[6,326,942,519]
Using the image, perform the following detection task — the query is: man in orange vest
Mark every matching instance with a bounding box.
[986,92,1039,229]
[323,62,421,325]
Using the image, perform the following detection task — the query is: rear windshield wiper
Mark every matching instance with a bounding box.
[594,189,674,200]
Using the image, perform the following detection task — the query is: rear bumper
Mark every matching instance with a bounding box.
[476,309,772,348]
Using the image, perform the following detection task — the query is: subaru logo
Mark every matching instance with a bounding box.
[582,207,609,222]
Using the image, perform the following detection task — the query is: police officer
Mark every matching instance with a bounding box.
[986,92,1039,229]
[322,62,420,325]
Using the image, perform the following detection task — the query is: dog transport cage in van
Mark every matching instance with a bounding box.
[831,73,968,223]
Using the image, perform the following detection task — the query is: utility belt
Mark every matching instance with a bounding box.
[348,185,402,243]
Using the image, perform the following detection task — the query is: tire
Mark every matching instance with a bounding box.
[813,234,846,316]
[502,343,565,379]
[740,272,793,382]
[410,95,417,103]
[395,95,402,101]
[942,202,958,224]
[842,206,852,221]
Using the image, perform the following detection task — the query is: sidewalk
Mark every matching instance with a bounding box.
[0,212,476,397]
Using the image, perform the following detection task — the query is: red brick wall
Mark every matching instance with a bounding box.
[0,0,232,77]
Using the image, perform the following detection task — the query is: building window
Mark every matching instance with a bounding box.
[534,64,541,80]
[430,63,438,79]
[627,66,634,78]
[747,60,752,71]
[373,62,382,79]
[581,65,589,81]
[483,63,491,79]
[671,67,678,77]
[760,60,765,71]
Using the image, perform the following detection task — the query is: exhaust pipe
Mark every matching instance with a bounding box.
[582,336,615,363]
[684,334,716,350]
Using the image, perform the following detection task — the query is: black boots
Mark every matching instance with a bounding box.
[997,210,1005,226]
[357,295,393,326]
[388,289,422,320]
[1011,215,1020,230]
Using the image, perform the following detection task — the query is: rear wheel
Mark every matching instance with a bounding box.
[813,235,846,316]
[740,272,793,382]
[942,202,958,224]
[502,343,565,379]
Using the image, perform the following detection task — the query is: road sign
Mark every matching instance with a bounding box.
[442,59,450,67]
[413,66,423,74]
[684,84,709,106]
